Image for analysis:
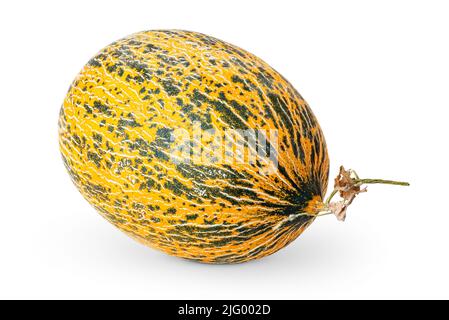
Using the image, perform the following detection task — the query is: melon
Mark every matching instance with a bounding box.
[59,30,330,263]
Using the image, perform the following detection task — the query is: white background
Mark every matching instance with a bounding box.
[1,0,448,299]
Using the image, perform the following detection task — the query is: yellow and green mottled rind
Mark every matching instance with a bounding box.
[59,30,329,264]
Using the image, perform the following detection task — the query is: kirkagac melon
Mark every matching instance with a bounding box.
[59,30,408,263]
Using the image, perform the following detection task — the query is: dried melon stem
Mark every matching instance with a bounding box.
[317,166,410,221]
